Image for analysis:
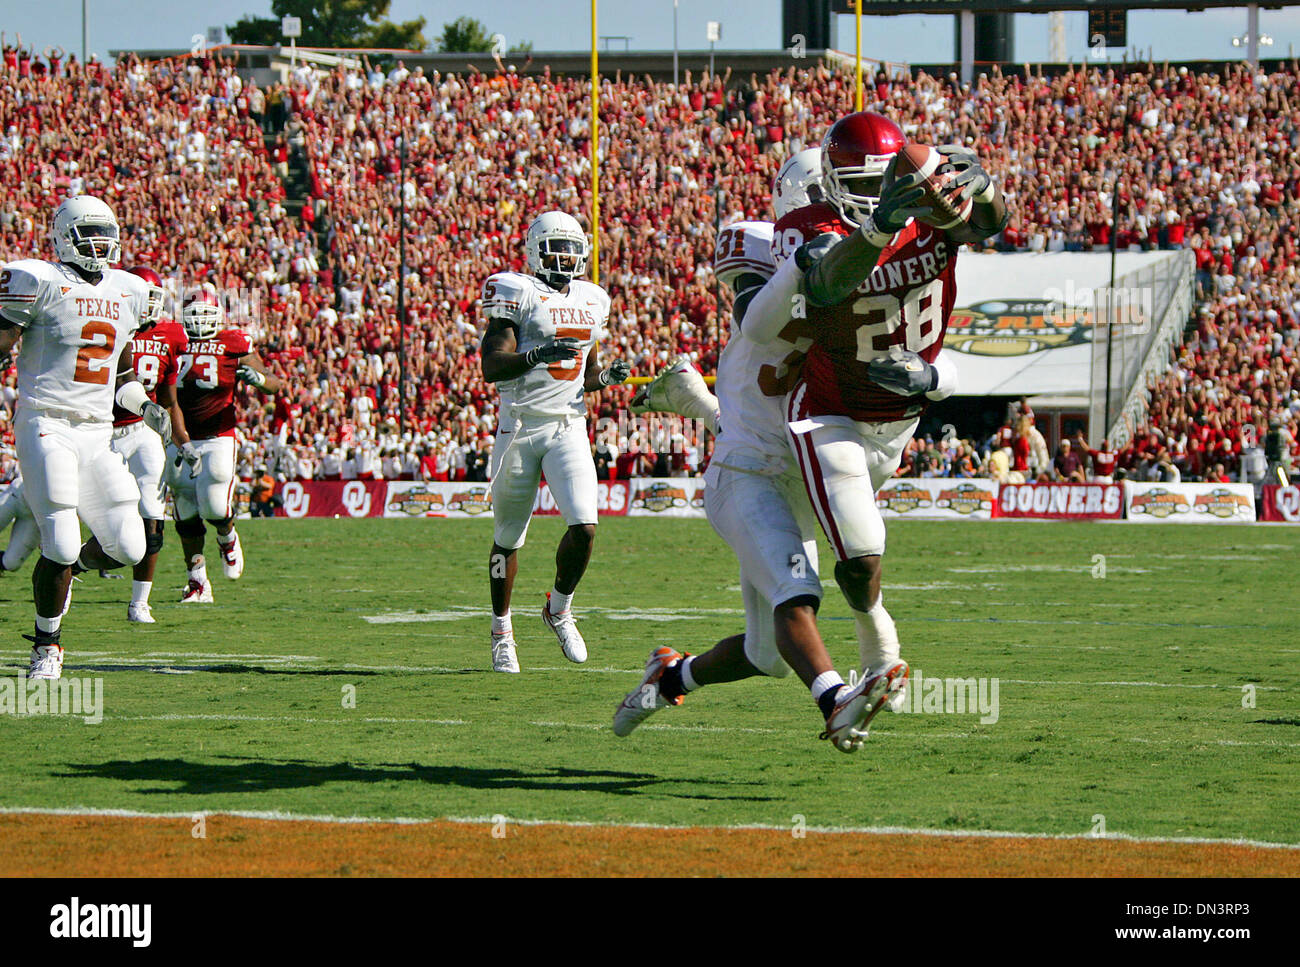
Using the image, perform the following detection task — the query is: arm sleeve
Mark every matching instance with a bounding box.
[924,351,959,401]
[0,264,45,328]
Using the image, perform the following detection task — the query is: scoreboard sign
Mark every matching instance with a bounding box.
[1088,8,1127,47]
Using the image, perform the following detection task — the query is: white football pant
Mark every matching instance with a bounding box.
[112,421,168,520]
[13,408,145,567]
[490,415,597,549]
[169,435,237,521]
[0,479,41,571]
[786,395,918,561]
[703,463,823,678]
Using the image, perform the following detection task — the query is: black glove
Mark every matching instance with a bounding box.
[598,359,632,386]
[936,144,992,202]
[873,163,932,233]
[236,364,267,389]
[141,400,173,447]
[793,232,841,273]
[525,337,582,367]
[868,346,938,397]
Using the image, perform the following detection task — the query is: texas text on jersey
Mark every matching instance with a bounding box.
[772,201,958,424]
[176,327,252,439]
[112,319,188,427]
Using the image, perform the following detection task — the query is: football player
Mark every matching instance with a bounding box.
[614,149,908,753]
[479,211,631,673]
[170,283,283,603]
[0,474,40,574]
[0,195,170,679]
[105,266,194,622]
[748,111,1007,688]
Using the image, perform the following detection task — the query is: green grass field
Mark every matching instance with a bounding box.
[1,517,1297,846]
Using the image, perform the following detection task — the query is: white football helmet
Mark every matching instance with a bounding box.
[525,211,590,289]
[182,283,224,340]
[51,195,121,274]
[772,148,824,220]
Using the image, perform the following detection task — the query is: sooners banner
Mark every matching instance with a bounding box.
[996,482,1124,520]
[275,480,633,518]
[1124,481,1256,523]
[1259,485,1300,522]
[876,478,997,519]
[278,480,386,518]
[626,477,707,518]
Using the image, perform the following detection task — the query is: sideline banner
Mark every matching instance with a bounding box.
[278,480,387,518]
[876,478,997,519]
[996,482,1124,519]
[626,476,707,518]
[1124,481,1256,523]
[1259,485,1300,523]
[272,480,634,518]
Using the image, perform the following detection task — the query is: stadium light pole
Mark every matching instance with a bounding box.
[81,0,87,64]
[673,0,679,86]
[1103,59,1132,441]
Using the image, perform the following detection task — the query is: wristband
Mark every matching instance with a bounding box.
[974,181,996,205]
[858,213,895,248]
[524,347,541,367]
[115,380,150,416]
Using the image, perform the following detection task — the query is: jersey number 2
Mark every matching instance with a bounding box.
[73,321,117,385]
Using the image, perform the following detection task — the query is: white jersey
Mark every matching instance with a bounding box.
[1,259,148,422]
[481,271,610,421]
[710,221,813,474]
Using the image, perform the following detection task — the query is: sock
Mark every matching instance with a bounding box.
[853,595,901,673]
[679,655,700,692]
[131,580,152,606]
[189,555,208,585]
[217,530,236,550]
[811,670,846,718]
[35,614,62,636]
[492,612,512,636]
[548,587,573,615]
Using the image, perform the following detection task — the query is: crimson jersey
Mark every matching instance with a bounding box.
[772,202,959,423]
[176,328,252,439]
[112,319,189,427]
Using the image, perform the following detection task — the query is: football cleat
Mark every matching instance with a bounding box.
[491,632,520,674]
[542,593,587,663]
[629,355,719,430]
[180,579,214,604]
[613,646,687,737]
[127,602,156,624]
[852,663,909,713]
[27,644,64,680]
[821,660,909,754]
[219,532,244,579]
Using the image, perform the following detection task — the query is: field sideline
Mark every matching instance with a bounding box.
[1,517,1297,876]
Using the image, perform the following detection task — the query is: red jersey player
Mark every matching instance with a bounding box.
[748,111,1007,694]
[171,283,283,603]
[106,266,193,622]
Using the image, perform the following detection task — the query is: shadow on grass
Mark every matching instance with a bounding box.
[56,757,775,801]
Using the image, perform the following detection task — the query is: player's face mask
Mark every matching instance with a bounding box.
[71,221,120,262]
[539,237,585,279]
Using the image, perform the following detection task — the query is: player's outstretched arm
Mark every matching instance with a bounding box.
[236,352,284,394]
[480,317,580,383]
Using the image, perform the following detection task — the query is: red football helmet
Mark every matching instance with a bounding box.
[127,265,166,329]
[820,111,907,227]
[182,283,224,340]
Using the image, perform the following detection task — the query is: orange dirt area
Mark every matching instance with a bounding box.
[2,814,1297,877]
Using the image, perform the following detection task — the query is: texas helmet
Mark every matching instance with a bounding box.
[525,211,590,289]
[182,282,224,340]
[820,112,906,227]
[772,147,824,220]
[127,266,166,329]
[51,195,121,274]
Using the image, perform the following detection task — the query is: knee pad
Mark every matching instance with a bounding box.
[38,509,83,566]
[834,558,881,613]
[145,521,165,556]
[175,516,206,538]
[101,514,146,567]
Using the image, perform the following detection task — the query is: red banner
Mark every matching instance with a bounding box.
[532,480,630,516]
[996,482,1124,519]
[1260,485,1300,522]
[277,480,387,518]
[269,480,631,518]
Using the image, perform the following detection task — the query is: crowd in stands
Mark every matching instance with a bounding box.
[1,42,1297,493]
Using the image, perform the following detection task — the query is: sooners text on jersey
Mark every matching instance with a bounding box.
[772,202,958,423]
[113,319,188,426]
[177,327,252,439]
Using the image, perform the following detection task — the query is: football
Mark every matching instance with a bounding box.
[890,142,973,229]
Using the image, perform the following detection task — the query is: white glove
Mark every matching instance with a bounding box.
[141,401,173,447]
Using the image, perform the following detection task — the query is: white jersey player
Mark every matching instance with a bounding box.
[0,475,40,574]
[613,149,908,753]
[479,211,630,673]
[0,195,173,679]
